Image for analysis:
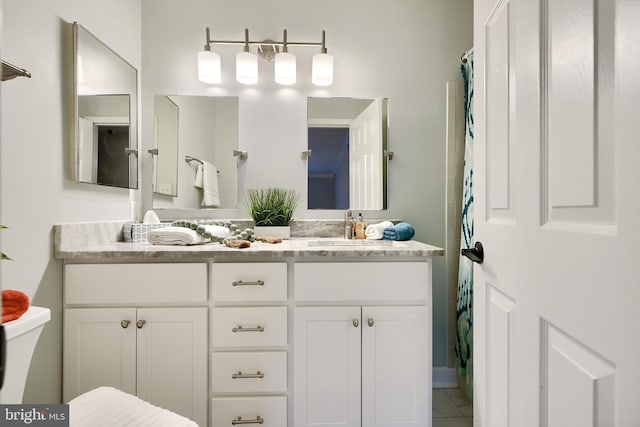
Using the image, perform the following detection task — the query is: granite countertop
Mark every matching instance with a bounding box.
[53,222,444,261]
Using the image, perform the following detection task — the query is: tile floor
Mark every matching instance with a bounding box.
[433,387,473,427]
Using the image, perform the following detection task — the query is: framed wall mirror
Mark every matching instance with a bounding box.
[72,22,138,189]
[307,97,389,210]
[151,95,239,210]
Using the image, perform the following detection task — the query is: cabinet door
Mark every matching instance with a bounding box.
[294,307,361,427]
[63,308,137,402]
[136,307,207,427]
[361,306,429,427]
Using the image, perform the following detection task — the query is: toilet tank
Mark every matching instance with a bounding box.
[0,306,51,403]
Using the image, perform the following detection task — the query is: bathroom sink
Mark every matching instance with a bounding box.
[306,239,407,248]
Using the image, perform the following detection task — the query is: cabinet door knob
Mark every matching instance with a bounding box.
[136,320,146,329]
[368,318,374,327]
[353,319,359,328]
[121,320,131,329]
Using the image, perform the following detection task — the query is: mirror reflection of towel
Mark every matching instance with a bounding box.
[194,161,220,207]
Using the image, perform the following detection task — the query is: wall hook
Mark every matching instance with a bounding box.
[233,150,248,160]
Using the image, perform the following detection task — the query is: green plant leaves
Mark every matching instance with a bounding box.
[247,188,300,226]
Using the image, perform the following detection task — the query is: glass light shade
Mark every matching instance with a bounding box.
[197,50,221,84]
[236,51,258,85]
[275,52,296,85]
[312,53,334,86]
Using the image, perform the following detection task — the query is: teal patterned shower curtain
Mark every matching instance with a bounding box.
[455,50,474,400]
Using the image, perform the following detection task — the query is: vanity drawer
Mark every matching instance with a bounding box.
[212,396,286,427]
[212,351,287,393]
[212,263,287,302]
[294,261,430,302]
[65,263,207,305]
[212,307,287,347]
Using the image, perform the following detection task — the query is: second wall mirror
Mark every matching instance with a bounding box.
[307,97,389,210]
[151,95,239,210]
[72,22,138,189]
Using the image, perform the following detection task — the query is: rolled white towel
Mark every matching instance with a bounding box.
[147,227,207,246]
[202,224,232,239]
[365,221,394,240]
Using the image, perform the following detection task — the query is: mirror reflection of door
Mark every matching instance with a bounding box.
[153,96,179,196]
[349,98,384,210]
[77,94,134,188]
[96,125,130,187]
[307,97,388,210]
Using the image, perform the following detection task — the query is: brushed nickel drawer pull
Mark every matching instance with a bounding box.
[136,320,146,329]
[232,325,265,333]
[232,370,264,379]
[232,280,265,287]
[368,318,374,327]
[231,416,264,425]
[121,320,131,329]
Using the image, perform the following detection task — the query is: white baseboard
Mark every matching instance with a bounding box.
[432,367,458,388]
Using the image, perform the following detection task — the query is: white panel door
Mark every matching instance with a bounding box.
[474,0,640,426]
[361,306,429,427]
[294,307,362,427]
[350,99,383,210]
[136,307,207,427]
[63,308,136,401]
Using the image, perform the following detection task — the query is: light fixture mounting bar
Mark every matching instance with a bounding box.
[203,27,326,50]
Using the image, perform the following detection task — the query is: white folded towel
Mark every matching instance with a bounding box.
[365,221,394,240]
[147,227,208,245]
[194,160,220,207]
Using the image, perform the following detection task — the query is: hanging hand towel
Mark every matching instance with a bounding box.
[194,161,220,207]
[2,289,30,323]
[365,221,394,240]
[382,222,415,241]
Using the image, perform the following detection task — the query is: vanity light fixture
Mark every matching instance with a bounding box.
[235,29,258,85]
[312,31,333,86]
[274,30,296,85]
[197,28,221,84]
[197,27,333,86]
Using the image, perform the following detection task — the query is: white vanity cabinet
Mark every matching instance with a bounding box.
[210,262,288,427]
[293,262,431,427]
[62,263,208,427]
[54,224,442,427]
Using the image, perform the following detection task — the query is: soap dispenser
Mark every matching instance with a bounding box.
[353,213,366,239]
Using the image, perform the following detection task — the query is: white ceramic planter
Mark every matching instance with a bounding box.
[253,226,291,240]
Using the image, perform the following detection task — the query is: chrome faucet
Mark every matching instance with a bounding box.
[344,210,353,239]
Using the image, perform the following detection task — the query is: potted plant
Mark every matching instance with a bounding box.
[247,188,300,239]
